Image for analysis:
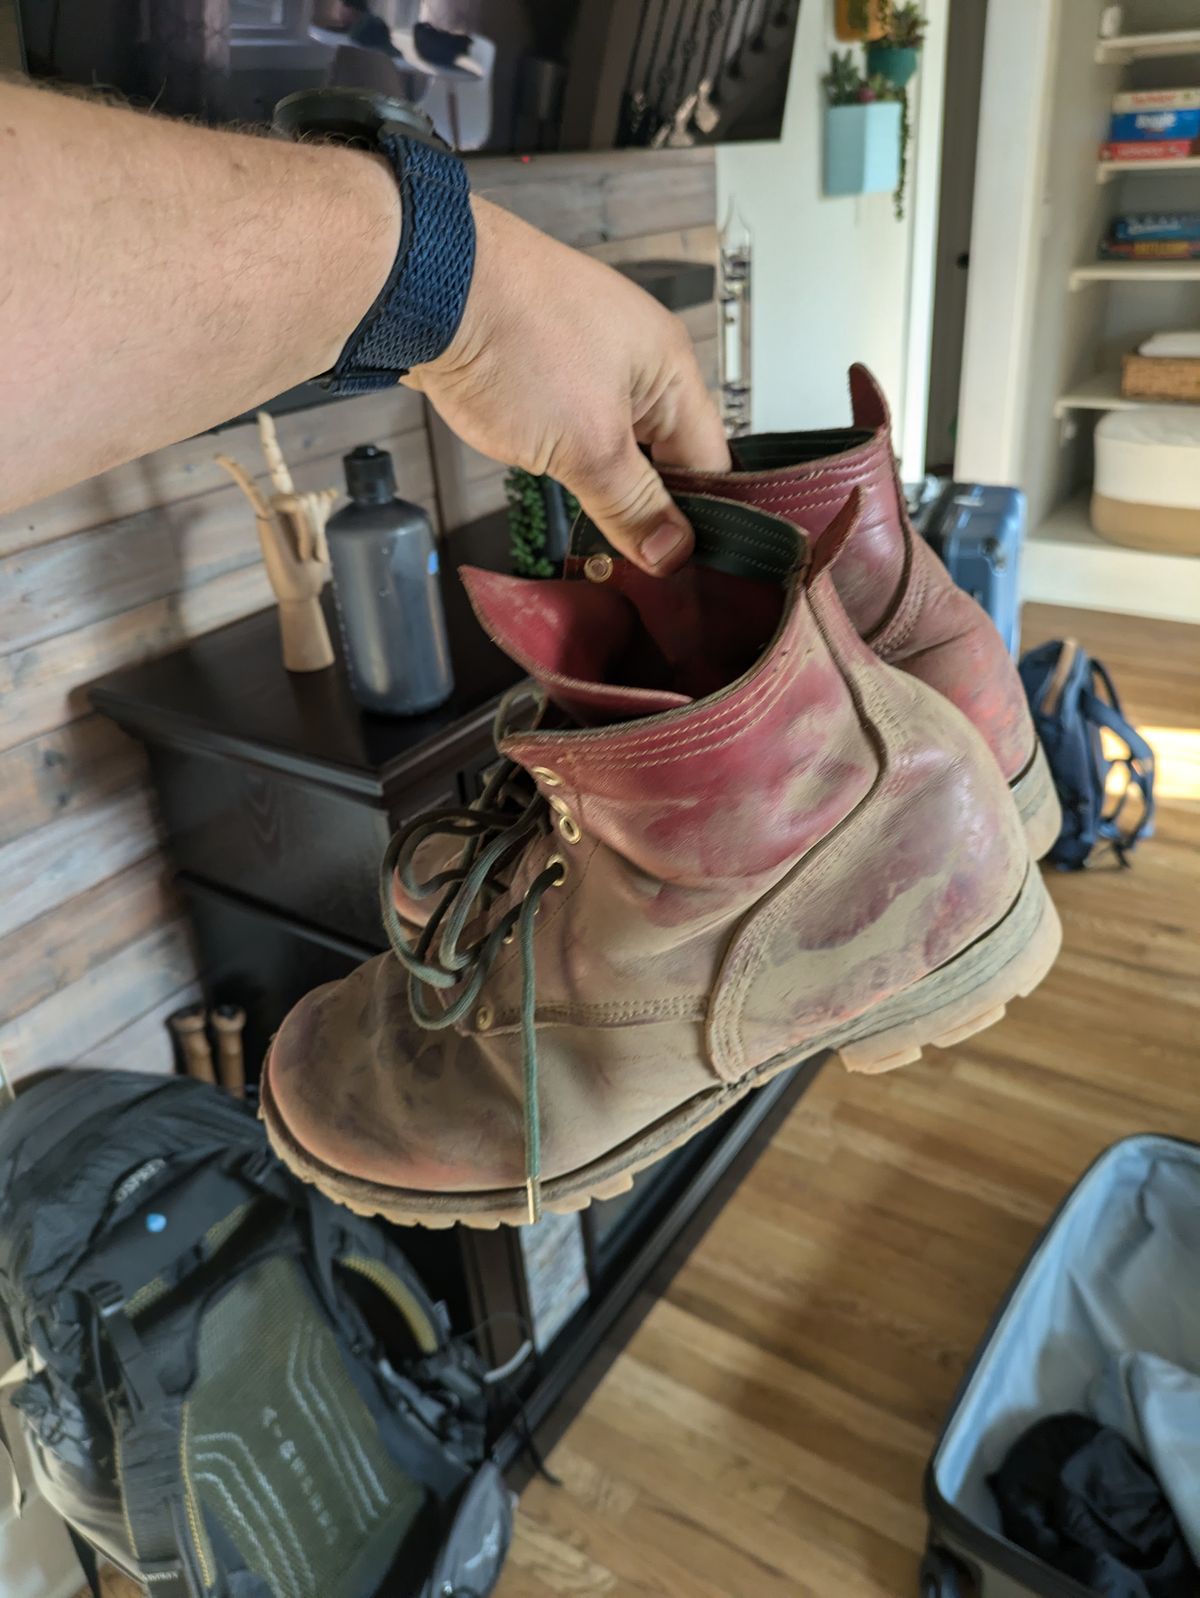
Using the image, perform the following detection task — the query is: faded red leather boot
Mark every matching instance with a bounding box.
[261,495,1060,1229]
[656,365,1061,859]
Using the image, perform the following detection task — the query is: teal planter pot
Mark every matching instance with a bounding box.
[824,101,902,197]
[867,42,919,86]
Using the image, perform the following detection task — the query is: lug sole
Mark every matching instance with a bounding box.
[261,865,1061,1229]
[1011,740,1061,861]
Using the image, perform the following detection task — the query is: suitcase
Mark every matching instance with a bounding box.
[921,1134,1200,1597]
[911,481,1026,659]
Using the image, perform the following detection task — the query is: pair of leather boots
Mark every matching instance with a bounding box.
[263,367,1062,1228]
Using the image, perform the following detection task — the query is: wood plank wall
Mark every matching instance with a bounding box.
[0,146,717,1092]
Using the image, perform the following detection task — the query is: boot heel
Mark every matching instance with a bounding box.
[835,867,1061,1075]
[1011,740,1061,861]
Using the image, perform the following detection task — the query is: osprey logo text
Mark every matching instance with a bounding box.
[261,1406,340,1548]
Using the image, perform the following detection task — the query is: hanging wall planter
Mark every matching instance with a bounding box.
[824,100,903,197]
[866,42,919,86]
[825,5,924,217]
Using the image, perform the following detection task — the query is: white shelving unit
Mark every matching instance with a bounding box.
[1095,27,1200,65]
[1055,368,1160,415]
[1026,495,1200,622]
[1069,260,1200,288]
[1097,154,1200,182]
[960,3,1200,622]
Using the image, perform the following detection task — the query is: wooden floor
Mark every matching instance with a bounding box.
[92,603,1199,1598]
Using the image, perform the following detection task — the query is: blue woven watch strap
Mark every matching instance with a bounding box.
[326,135,475,395]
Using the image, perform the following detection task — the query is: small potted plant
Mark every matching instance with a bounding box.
[823,51,902,200]
[866,3,926,219]
[867,2,926,86]
[835,0,889,42]
[504,467,579,577]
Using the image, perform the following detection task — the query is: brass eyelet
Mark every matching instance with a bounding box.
[557,813,583,845]
[476,1004,494,1032]
[584,553,613,583]
[547,852,568,884]
[531,766,562,788]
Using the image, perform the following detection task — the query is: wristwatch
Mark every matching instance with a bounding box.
[273,88,475,394]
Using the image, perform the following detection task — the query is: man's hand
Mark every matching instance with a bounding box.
[406,197,731,574]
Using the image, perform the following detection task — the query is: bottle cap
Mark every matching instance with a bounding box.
[343,444,396,505]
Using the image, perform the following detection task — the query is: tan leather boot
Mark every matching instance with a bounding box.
[262,495,1060,1228]
[657,366,1061,859]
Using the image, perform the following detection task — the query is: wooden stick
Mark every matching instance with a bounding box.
[211,1004,247,1098]
[169,1005,217,1084]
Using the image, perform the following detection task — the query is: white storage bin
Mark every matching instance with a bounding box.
[1092,407,1200,556]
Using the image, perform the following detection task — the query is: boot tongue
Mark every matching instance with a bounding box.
[464,495,805,725]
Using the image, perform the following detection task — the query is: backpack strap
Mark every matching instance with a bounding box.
[94,1296,199,1598]
[1081,659,1156,862]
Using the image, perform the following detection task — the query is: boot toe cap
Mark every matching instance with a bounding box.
[264,955,527,1196]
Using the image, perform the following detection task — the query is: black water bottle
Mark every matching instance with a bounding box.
[325,445,455,715]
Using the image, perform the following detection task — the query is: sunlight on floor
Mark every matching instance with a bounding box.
[1103,725,1200,805]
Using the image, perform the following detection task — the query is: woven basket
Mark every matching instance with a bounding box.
[1121,352,1200,402]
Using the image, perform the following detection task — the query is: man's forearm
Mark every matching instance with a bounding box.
[0,82,400,512]
[2,80,728,569]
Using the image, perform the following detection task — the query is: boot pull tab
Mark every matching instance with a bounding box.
[849,363,892,433]
[809,489,865,581]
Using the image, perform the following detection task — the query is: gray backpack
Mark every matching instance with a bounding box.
[0,1069,512,1598]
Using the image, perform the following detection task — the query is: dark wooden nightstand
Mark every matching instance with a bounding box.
[91,512,820,1473]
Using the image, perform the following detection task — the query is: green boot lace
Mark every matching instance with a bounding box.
[379,690,565,1223]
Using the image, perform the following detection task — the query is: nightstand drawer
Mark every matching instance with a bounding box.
[149,745,456,946]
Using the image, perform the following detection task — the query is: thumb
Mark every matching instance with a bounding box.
[565,437,695,575]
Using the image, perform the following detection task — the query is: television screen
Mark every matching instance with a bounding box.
[14,0,800,154]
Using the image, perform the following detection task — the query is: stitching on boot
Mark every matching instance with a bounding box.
[707,434,886,475]
[743,476,893,510]
[488,995,709,1028]
[576,610,804,752]
[551,657,805,772]
[692,500,797,546]
[511,633,807,776]
[868,518,928,657]
[730,439,891,482]
[518,622,792,751]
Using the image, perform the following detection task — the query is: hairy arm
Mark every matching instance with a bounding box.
[0,82,727,569]
[0,80,400,507]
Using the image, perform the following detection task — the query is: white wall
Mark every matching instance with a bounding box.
[716,0,949,476]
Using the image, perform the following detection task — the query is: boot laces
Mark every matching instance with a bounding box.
[379,688,564,1223]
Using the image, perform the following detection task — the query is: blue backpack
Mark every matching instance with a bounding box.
[1019,639,1155,870]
